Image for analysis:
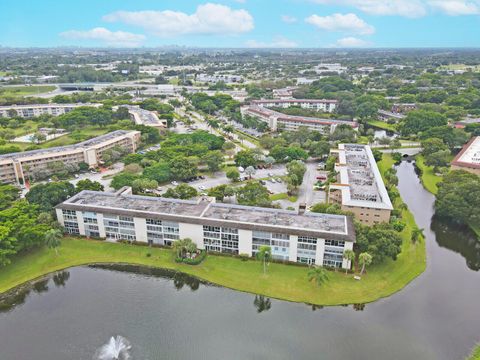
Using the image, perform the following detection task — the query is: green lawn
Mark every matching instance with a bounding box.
[0,85,56,96]
[367,119,398,132]
[269,193,298,202]
[10,126,110,150]
[415,155,442,194]
[467,345,480,360]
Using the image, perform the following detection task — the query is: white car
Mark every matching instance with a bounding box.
[171,181,178,186]
[198,185,206,191]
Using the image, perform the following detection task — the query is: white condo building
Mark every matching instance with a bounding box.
[0,103,102,118]
[56,187,356,269]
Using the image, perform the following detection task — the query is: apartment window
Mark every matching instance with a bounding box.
[64,221,79,235]
[203,225,239,254]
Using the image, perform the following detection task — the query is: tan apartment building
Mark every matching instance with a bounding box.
[328,144,393,225]
[121,105,167,130]
[241,105,358,133]
[451,136,480,176]
[0,130,141,184]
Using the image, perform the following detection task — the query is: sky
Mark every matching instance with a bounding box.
[1,0,480,48]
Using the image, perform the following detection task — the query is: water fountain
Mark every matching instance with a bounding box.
[94,336,131,360]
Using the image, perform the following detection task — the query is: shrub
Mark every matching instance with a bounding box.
[175,250,207,265]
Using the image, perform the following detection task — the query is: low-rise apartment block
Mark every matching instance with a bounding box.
[0,130,140,184]
[451,136,480,175]
[241,105,357,133]
[0,103,102,118]
[55,187,356,269]
[328,144,393,225]
[121,105,167,129]
[252,99,337,113]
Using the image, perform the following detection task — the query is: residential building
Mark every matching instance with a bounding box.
[196,74,243,84]
[451,136,480,175]
[377,109,406,122]
[328,144,393,225]
[121,105,167,129]
[0,130,141,184]
[454,117,480,129]
[55,187,356,269]
[251,99,337,113]
[0,103,102,119]
[391,103,417,114]
[241,105,357,133]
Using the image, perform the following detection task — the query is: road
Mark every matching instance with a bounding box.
[68,163,125,192]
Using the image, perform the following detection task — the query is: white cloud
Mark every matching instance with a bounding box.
[311,0,427,17]
[334,36,371,47]
[305,13,375,35]
[60,27,145,47]
[281,15,298,23]
[245,37,298,48]
[103,3,254,37]
[311,0,480,17]
[428,0,480,15]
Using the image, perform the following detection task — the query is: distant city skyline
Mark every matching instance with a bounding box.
[1,0,480,48]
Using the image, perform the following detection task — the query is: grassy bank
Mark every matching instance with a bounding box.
[0,85,56,96]
[0,154,426,305]
[415,155,442,194]
[367,119,397,132]
[467,345,480,360]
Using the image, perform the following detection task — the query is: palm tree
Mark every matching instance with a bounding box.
[172,239,185,258]
[45,229,62,255]
[307,266,329,286]
[253,295,272,313]
[343,249,355,274]
[359,252,373,275]
[256,245,271,274]
[411,226,424,243]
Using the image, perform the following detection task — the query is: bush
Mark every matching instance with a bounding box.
[175,250,207,265]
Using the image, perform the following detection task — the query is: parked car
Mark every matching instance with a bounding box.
[260,180,267,185]
[171,181,178,186]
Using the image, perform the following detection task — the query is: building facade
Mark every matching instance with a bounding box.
[241,105,357,133]
[0,103,102,118]
[121,105,167,129]
[451,136,480,175]
[251,99,337,113]
[328,144,393,225]
[0,130,141,184]
[55,187,356,269]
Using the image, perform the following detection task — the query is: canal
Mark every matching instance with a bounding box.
[0,161,479,360]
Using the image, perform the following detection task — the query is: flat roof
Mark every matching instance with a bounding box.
[452,136,480,169]
[252,99,338,104]
[245,106,358,127]
[333,144,393,210]
[0,130,138,161]
[57,190,355,241]
[121,105,163,126]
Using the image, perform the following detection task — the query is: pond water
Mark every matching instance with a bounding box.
[0,161,479,360]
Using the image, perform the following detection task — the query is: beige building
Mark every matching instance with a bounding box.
[451,136,480,176]
[0,130,140,184]
[121,105,167,130]
[0,103,102,118]
[241,105,358,133]
[251,99,338,113]
[328,144,393,225]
